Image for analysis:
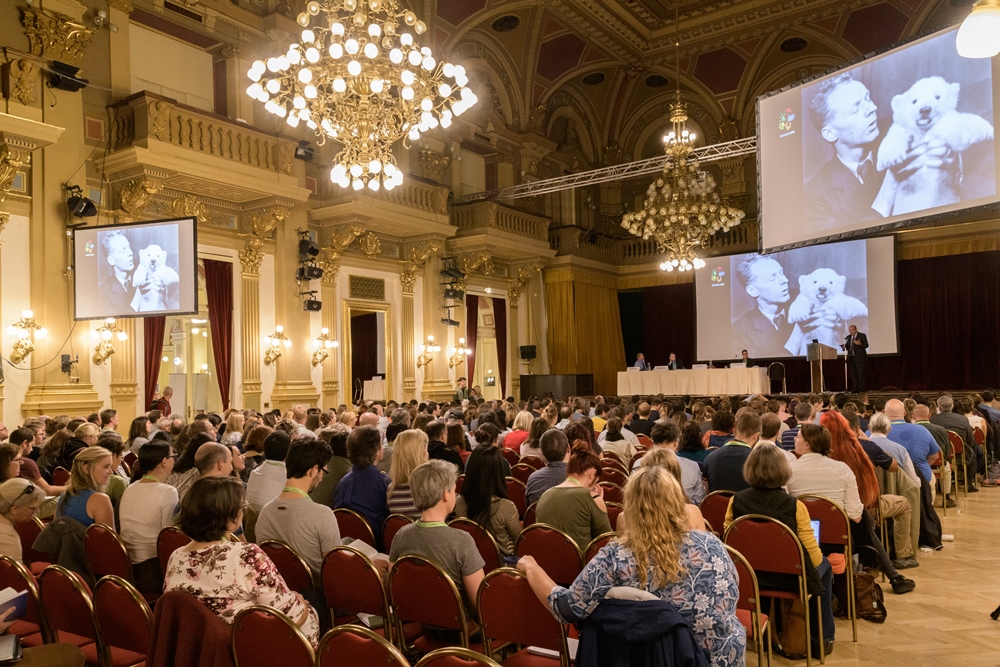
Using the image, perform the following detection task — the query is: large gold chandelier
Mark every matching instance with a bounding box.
[620,3,744,272]
[246,0,477,191]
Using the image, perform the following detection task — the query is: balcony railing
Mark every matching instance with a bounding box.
[452,200,550,242]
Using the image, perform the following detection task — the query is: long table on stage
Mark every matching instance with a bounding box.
[617,367,769,396]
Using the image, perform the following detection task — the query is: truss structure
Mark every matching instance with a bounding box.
[458,136,758,202]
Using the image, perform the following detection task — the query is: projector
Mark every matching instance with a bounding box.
[444,288,464,300]
[441,317,460,327]
[297,265,324,281]
[302,299,322,312]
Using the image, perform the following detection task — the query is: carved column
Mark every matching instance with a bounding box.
[238,241,263,411]
[420,251,453,402]
[318,260,340,408]
[506,288,521,402]
[400,268,417,401]
[109,318,138,427]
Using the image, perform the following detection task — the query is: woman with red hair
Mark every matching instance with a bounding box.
[820,411,880,509]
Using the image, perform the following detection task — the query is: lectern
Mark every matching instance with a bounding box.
[807,342,839,392]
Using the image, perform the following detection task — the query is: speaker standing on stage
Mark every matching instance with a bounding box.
[844,324,869,392]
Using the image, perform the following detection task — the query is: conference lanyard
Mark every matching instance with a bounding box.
[724,440,752,448]
[281,487,309,499]
[141,475,159,483]
[416,520,447,528]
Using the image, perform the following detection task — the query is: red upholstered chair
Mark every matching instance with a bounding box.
[455,475,465,496]
[317,625,409,667]
[52,467,71,487]
[85,524,153,604]
[597,481,623,505]
[523,502,538,528]
[501,449,521,468]
[37,565,101,663]
[0,555,48,647]
[599,457,628,476]
[382,514,414,554]
[231,605,315,667]
[724,515,825,667]
[448,518,503,573]
[259,540,313,593]
[798,494,857,642]
[636,434,654,449]
[93,575,153,667]
[388,556,500,655]
[584,532,617,565]
[15,515,51,576]
[510,463,535,485]
[122,451,138,476]
[600,468,628,488]
[156,525,190,572]
[725,546,771,667]
[333,508,377,549]
[629,451,646,470]
[505,478,527,518]
[477,568,570,667]
[700,490,735,537]
[515,525,583,587]
[415,647,504,667]
[947,431,969,499]
[519,456,545,471]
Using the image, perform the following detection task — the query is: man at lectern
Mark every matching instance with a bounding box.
[842,324,869,392]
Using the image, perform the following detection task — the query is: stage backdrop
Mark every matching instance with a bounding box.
[618,249,1000,393]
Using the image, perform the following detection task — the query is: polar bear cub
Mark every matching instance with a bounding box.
[787,268,868,352]
[876,76,994,216]
[130,244,180,312]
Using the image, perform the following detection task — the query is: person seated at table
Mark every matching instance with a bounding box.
[536,443,612,550]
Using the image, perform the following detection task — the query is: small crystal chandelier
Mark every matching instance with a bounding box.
[246,0,478,191]
[621,3,744,272]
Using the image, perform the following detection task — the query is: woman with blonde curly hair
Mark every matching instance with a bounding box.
[386,429,429,519]
[518,467,745,667]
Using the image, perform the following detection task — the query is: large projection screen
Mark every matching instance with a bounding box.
[758,26,997,252]
[695,236,897,361]
[74,217,198,320]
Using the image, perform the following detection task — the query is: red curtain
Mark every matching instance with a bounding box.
[493,297,507,398]
[466,294,479,381]
[143,316,166,410]
[204,259,233,410]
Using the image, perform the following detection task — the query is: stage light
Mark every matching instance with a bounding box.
[65,185,97,218]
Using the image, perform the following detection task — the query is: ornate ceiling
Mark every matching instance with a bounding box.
[424,0,973,166]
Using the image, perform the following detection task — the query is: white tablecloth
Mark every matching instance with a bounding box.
[363,378,386,401]
[617,367,769,396]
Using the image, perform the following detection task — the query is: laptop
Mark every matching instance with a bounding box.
[811,519,821,543]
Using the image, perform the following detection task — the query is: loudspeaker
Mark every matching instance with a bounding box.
[297,265,324,281]
[302,299,322,312]
[443,288,465,300]
[519,345,536,360]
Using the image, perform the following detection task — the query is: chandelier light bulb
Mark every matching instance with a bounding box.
[370,78,383,93]
[332,77,346,92]
[442,62,455,78]
[364,42,379,58]
[400,32,412,46]
[288,49,302,64]
[329,43,344,58]
[298,68,313,83]
[332,164,347,180]
[348,60,362,76]
[369,159,382,173]
[352,178,364,190]
[332,22,345,35]
[368,22,381,37]
[421,55,435,70]
[305,84,318,98]
[305,47,320,62]
[247,83,263,98]
[350,163,363,177]
[401,86,414,100]
[390,48,403,63]
[400,69,414,85]
[266,57,279,72]
[368,179,380,191]
[407,50,421,66]
[266,78,281,93]
[307,0,321,13]
[302,29,316,43]
[297,12,311,26]
[345,38,359,54]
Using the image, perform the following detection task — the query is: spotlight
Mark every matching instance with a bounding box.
[443,288,464,300]
[440,317,460,327]
[298,238,320,257]
[48,61,89,92]
[303,299,322,311]
[65,185,97,218]
[296,264,324,281]
[294,140,314,160]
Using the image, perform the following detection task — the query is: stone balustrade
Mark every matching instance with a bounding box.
[452,200,551,242]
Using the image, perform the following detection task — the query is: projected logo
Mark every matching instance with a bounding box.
[778,109,795,131]
[84,240,95,256]
[710,267,726,286]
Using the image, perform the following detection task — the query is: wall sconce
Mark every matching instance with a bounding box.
[90,318,128,365]
[416,335,440,369]
[311,327,339,367]
[6,310,47,365]
[264,325,291,366]
[448,337,473,368]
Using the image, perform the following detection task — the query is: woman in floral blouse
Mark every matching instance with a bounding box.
[518,466,745,667]
[163,476,320,648]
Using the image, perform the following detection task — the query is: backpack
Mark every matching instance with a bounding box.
[772,598,808,659]
[854,570,887,623]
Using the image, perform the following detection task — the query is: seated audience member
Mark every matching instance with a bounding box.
[455,446,522,555]
[379,421,407,474]
[864,413,919,485]
[309,427,352,508]
[197,443,234,480]
[702,410,736,450]
[126,416,152,456]
[245,431,292,512]
[628,403,655,437]
[885,400,942,490]
[221,413,245,449]
[37,429,72,482]
[445,423,471,465]
[536,443,612,550]
[677,421,711,464]
[241,425,272,482]
[388,459,485,635]
[565,421,601,457]
[256,437,342,594]
[57,423,100,470]
[787,424,915,594]
[635,422,705,506]
[55,447,115,528]
[600,417,636,464]
[0,444,20,486]
[781,401,815,451]
[229,445,246,481]
[427,421,464,473]
[596,407,639,449]
[164,477,320,648]
[165,433,215,501]
[892,406,946,549]
[519,467,745,666]
[759,413,797,466]
[930,395,980,488]
[724,444,834,657]
[0,478,46,561]
[503,411,533,452]
[624,448,705,531]
[525,429,570,506]
[590,403,609,433]
[703,410,760,493]
[520,418,549,460]
[119,442,179,593]
[387,429,430,519]
[95,434,129,507]
[334,425,391,542]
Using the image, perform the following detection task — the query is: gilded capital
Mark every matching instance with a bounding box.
[317,256,340,285]
[400,266,417,294]
[239,238,264,274]
[0,145,27,205]
[22,9,93,67]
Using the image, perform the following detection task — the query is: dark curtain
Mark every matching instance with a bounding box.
[143,316,166,410]
[616,250,1000,393]
[204,259,233,411]
[642,284,696,369]
[351,313,378,392]
[493,297,507,398]
[618,291,644,365]
[466,294,479,382]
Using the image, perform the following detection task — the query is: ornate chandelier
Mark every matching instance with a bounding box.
[246,0,477,191]
[620,3,744,272]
